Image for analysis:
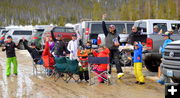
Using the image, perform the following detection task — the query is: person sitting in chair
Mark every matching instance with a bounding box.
[92,45,110,83]
[22,37,43,65]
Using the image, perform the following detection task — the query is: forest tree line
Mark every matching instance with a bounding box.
[0,0,179,26]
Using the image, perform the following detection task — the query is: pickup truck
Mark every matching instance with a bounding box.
[161,40,180,83]
[42,26,76,46]
[78,21,134,48]
[135,19,180,72]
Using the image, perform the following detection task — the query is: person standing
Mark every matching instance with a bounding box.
[157,32,173,85]
[67,31,81,60]
[51,29,67,58]
[127,26,141,45]
[2,36,18,77]
[102,14,124,79]
[131,42,145,85]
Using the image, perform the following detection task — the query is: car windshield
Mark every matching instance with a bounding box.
[13,31,32,35]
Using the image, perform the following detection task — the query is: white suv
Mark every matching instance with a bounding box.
[5,29,33,49]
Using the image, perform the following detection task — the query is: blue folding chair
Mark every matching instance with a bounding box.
[88,56,111,85]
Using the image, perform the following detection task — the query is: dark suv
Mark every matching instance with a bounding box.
[161,40,180,83]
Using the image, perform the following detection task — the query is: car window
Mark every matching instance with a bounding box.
[53,28,65,32]
[2,30,8,35]
[13,31,32,35]
[91,24,103,34]
[171,24,180,34]
[114,24,125,34]
[90,23,126,34]
[127,24,134,34]
[153,23,167,34]
[66,28,75,33]
[138,22,147,33]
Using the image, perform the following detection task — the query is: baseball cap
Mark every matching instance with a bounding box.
[7,35,12,39]
[153,25,158,29]
[162,32,170,37]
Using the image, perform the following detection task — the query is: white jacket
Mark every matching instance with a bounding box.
[67,31,81,60]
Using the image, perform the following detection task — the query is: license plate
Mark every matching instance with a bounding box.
[167,70,173,77]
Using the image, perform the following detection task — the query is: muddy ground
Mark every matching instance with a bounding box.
[0,48,164,98]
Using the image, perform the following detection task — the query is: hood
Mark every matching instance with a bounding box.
[101,48,110,55]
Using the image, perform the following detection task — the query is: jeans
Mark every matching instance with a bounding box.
[109,49,123,74]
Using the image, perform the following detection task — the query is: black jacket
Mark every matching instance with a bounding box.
[23,40,42,62]
[102,21,120,50]
[2,41,17,58]
[127,31,141,45]
[51,30,67,56]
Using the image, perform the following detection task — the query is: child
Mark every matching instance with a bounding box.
[92,46,110,83]
[78,41,92,82]
[131,42,145,85]
[2,36,18,77]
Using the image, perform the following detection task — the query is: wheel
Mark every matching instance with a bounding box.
[19,42,25,50]
[119,52,132,66]
[144,54,161,72]
[172,78,180,83]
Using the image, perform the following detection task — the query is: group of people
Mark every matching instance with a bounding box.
[1,17,144,85]
[2,15,175,85]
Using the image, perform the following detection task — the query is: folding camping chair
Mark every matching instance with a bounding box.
[88,56,111,85]
[32,58,44,75]
[53,57,79,83]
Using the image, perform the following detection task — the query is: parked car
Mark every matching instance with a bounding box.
[78,21,134,48]
[134,19,180,72]
[161,40,180,83]
[42,26,76,45]
[0,29,9,46]
[30,25,52,49]
[5,29,33,49]
[30,29,44,49]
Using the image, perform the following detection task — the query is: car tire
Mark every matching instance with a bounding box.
[172,78,180,83]
[119,52,132,66]
[144,54,161,72]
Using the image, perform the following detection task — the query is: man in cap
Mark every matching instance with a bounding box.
[67,32,81,60]
[51,28,67,58]
[153,25,159,34]
[102,14,124,79]
[2,36,18,77]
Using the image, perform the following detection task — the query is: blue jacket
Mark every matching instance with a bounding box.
[133,43,143,63]
[161,39,172,57]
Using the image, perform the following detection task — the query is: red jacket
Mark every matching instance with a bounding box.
[42,41,55,69]
[92,48,110,71]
